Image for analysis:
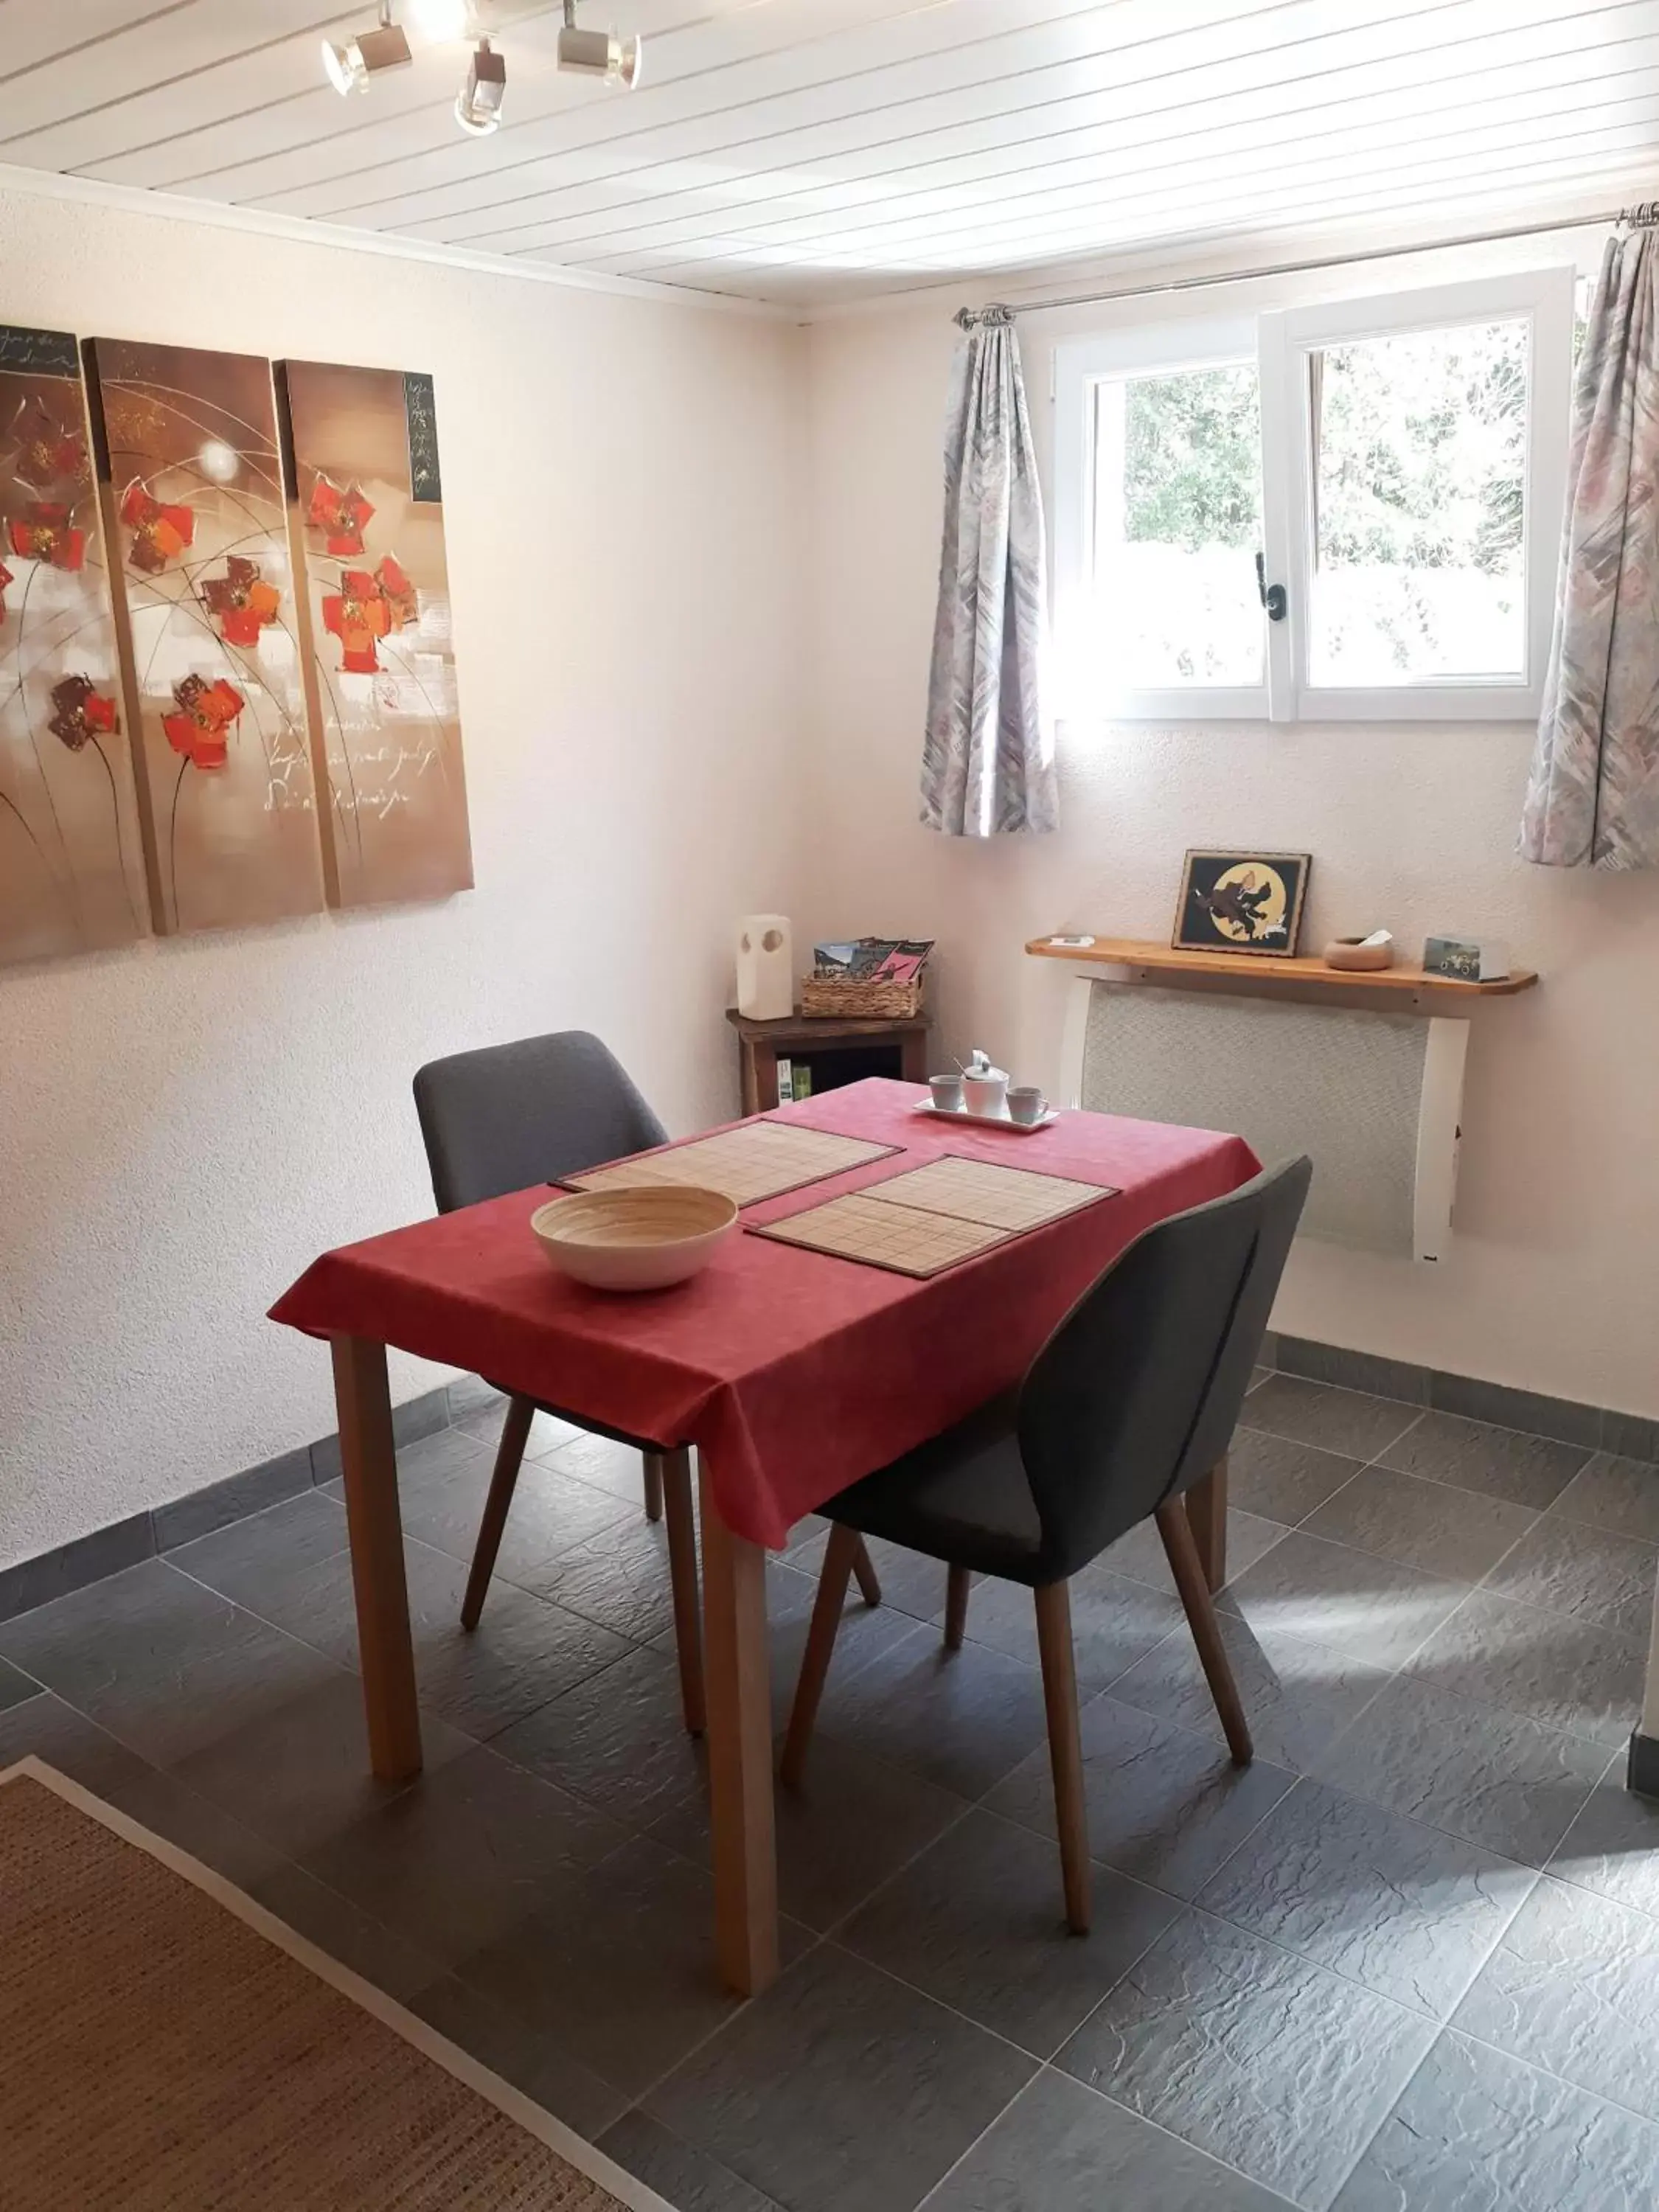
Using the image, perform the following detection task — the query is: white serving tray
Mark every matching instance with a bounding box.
[913,1099,1060,1134]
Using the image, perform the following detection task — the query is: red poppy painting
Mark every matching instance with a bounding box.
[0,327,145,966]
[280,358,470,909]
[88,337,322,935]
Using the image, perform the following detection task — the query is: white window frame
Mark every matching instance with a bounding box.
[1054,266,1576,725]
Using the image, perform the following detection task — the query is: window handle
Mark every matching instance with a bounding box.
[1255,552,1288,622]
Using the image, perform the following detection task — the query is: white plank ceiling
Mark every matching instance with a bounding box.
[1,0,1656,308]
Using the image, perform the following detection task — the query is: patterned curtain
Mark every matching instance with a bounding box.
[1520,224,1659,869]
[920,307,1057,838]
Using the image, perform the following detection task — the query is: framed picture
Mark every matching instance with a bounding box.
[1173,849,1312,958]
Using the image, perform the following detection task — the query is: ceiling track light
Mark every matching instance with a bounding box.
[455,36,507,134]
[322,4,413,95]
[557,0,642,89]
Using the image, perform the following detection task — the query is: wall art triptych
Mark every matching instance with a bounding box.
[0,326,471,971]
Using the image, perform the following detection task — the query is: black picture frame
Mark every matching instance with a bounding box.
[1173,849,1312,958]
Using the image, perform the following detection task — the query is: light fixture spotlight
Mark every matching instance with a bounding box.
[454,38,507,134]
[557,0,642,88]
[322,4,413,94]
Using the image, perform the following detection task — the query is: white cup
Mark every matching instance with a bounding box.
[1006,1086,1048,1126]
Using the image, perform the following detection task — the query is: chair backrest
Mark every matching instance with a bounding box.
[412,1031,668,1213]
[1017,1155,1311,1579]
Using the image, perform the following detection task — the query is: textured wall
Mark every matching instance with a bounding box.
[800,286,1659,1424]
[0,189,807,1567]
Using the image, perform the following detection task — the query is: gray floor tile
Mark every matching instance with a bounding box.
[1552,1453,1659,1545]
[0,1691,155,1797]
[172,1667,476,1861]
[813,1621,1051,1800]
[840,1806,1179,2058]
[760,1558,919,1728]
[986,1693,1296,1901]
[1313,1676,1609,1868]
[465,1833,803,2101]
[1197,1776,1536,2020]
[1332,2030,1659,2211]
[1240,1375,1420,1460]
[792,1531,954,1625]
[1403,1587,1645,1750]
[1429,1373,1601,1451]
[512,1513,684,1644]
[305,1740,627,1968]
[599,2112,783,2212]
[1107,1611,1392,1772]
[1057,1906,1435,2211]
[170,1489,348,1591]
[530,1428,650,1499]
[1220,1530,1469,1673]
[921,2067,1291,2212]
[0,1558,347,1770]
[647,1943,1037,2212]
[100,1764,286,1891]
[1302,1464,1538,1581]
[454,1398,585,1461]
[1275,1340,1429,1405]
[1481,1514,1658,1644]
[650,1730,967,1935]
[0,1655,39,1715]
[1228,1428,1364,1526]
[398,1447,639,1586]
[946,1568,1186,1697]
[1378,1411,1590,1509]
[1549,1758,1659,1919]
[409,1974,627,2140]
[1096,1507,1287,1596]
[492,1644,709,1832]
[250,1861,445,2002]
[1452,1874,1659,2124]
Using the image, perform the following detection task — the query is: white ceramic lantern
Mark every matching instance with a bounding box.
[735,914,794,1020]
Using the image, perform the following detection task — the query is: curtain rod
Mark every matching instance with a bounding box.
[953,201,1658,325]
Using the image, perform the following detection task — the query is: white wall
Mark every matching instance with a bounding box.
[800,260,1659,1426]
[0,189,807,1568]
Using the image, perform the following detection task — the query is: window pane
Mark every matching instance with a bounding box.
[1308,319,1528,686]
[1091,361,1265,689]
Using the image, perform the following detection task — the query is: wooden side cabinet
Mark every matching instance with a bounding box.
[726,1008,931,1115]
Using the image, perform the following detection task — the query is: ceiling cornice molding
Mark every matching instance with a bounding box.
[0,161,791,321]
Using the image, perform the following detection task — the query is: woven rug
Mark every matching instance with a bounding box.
[0,1758,672,2211]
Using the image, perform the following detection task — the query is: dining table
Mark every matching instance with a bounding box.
[268,1076,1260,1997]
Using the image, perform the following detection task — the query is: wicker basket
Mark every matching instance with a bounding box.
[799,975,925,1019]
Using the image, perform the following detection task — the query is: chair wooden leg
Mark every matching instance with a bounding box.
[643,1452,665,1523]
[780,1523,861,1790]
[461,1393,536,1630]
[1033,1581,1091,1935]
[1155,1500,1253,1765]
[852,1538,882,1607]
[944,1565,971,1651]
[1186,1456,1228,1592]
[661,1447,706,1736]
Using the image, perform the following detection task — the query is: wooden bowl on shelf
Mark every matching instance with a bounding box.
[530,1186,738,1293]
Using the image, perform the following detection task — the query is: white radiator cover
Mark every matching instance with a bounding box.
[1064,978,1470,1262]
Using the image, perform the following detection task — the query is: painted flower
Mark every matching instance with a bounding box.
[321,555,417,673]
[199,554,282,646]
[162,672,243,771]
[6,398,88,492]
[47,674,119,751]
[307,472,375,557]
[6,501,86,570]
[119,479,195,573]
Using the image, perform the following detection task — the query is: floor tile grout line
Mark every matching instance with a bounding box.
[1019,2066,1311,2212]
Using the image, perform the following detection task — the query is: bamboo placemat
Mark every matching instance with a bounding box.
[752,1155,1119,1278]
[566,1121,900,1207]
[0,1759,671,2212]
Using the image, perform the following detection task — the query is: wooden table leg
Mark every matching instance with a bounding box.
[1186,1457,1228,1595]
[697,1461,779,1998]
[330,1335,422,1784]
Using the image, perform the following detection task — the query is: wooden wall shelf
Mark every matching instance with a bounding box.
[1025,935,1538,1005]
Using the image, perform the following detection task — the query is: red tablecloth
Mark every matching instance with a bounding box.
[270,1079,1259,1548]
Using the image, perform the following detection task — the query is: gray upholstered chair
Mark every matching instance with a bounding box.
[782,1155,1311,1930]
[413,1031,706,1728]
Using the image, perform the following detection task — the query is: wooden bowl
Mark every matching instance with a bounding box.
[530,1185,738,1293]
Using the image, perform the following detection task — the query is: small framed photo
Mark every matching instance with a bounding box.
[1173,849,1312,958]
